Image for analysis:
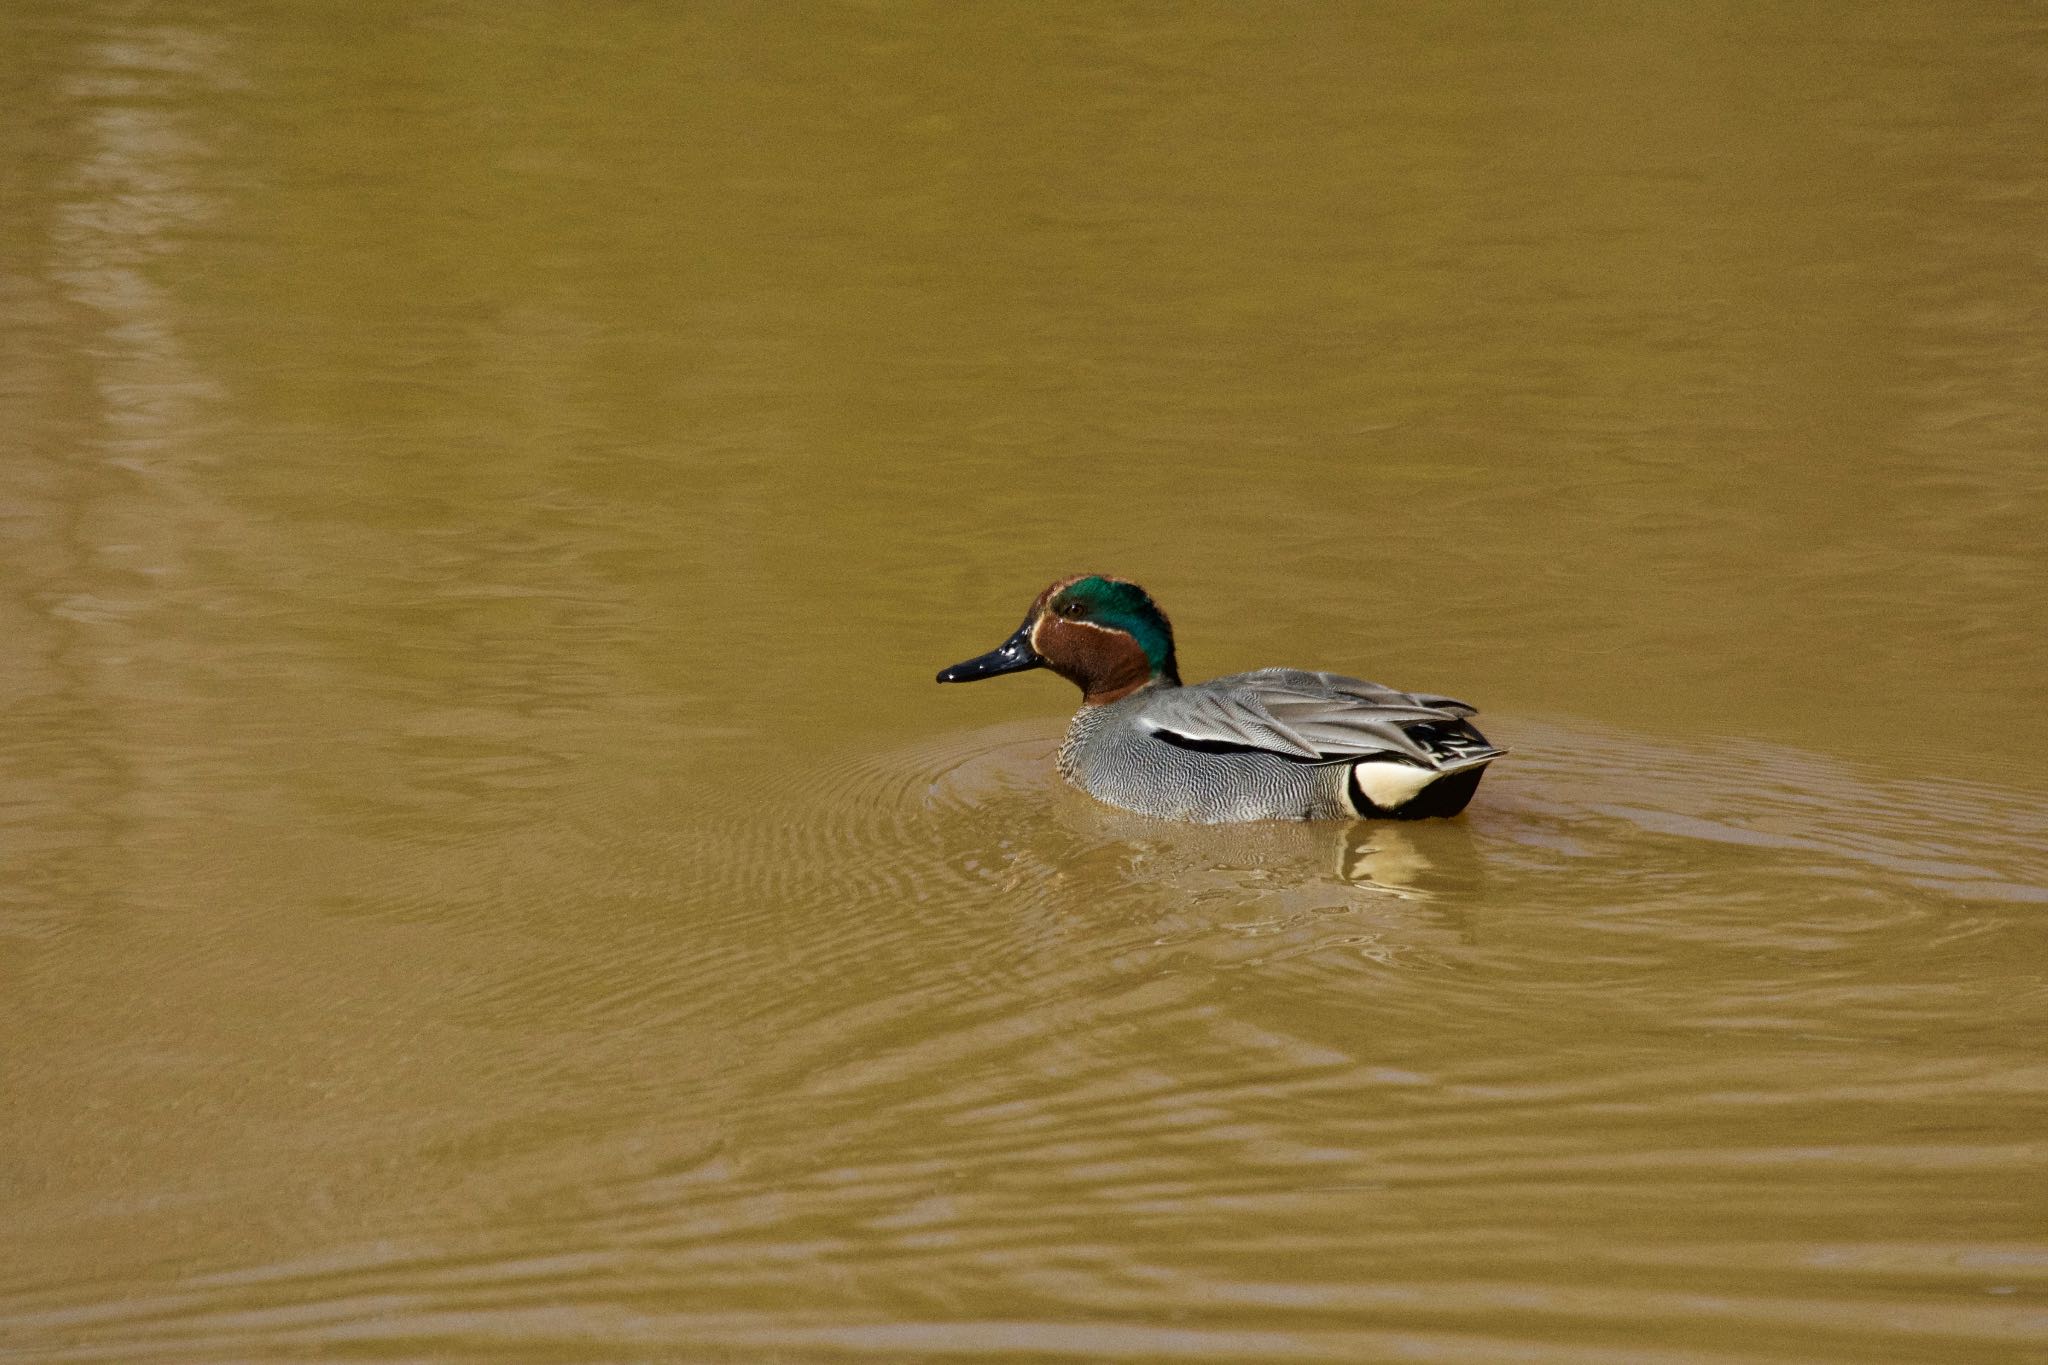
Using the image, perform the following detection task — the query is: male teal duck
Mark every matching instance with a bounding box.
[937,575,1504,823]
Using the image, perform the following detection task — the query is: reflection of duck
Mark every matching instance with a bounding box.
[1342,822,1432,891]
[1336,821,1483,898]
[938,575,1505,823]
[1044,771,1487,899]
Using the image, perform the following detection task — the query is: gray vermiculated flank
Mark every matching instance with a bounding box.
[1057,669,1504,823]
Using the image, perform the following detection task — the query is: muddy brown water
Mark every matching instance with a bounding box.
[4,4,2046,1361]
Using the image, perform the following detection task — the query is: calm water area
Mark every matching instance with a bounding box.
[4,3,2047,1361]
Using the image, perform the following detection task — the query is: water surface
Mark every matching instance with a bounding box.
[3,3,2046,1361]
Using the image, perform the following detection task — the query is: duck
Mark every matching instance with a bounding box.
[936,575,1504,823]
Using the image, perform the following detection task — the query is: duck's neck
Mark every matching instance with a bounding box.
[1034,610,1181,705]
[1083,668,1177,707]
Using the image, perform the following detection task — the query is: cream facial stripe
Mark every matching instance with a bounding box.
[1031,611,1121,656]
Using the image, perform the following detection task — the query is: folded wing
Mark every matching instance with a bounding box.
[1138,668,1494,769]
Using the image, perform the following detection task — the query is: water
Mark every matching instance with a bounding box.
[4,3,2046,1361]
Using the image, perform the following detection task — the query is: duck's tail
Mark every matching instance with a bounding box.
[1348,723,1506,819]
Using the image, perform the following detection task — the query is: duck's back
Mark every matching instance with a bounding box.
[1058,670,1502,823]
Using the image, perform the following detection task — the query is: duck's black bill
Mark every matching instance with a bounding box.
[936,618,1043,684]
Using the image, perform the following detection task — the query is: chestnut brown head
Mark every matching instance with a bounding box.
[936,575,1180,705]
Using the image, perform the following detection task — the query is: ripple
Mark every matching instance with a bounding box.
[6,714,2047,1362]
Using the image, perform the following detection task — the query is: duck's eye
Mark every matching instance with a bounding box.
[1058,601,1082,618]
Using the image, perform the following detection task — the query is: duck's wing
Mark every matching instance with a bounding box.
[1272,669,1479,718]
[1138,669,1489,769]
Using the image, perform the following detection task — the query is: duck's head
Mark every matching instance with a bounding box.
[936,575,1181,705]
